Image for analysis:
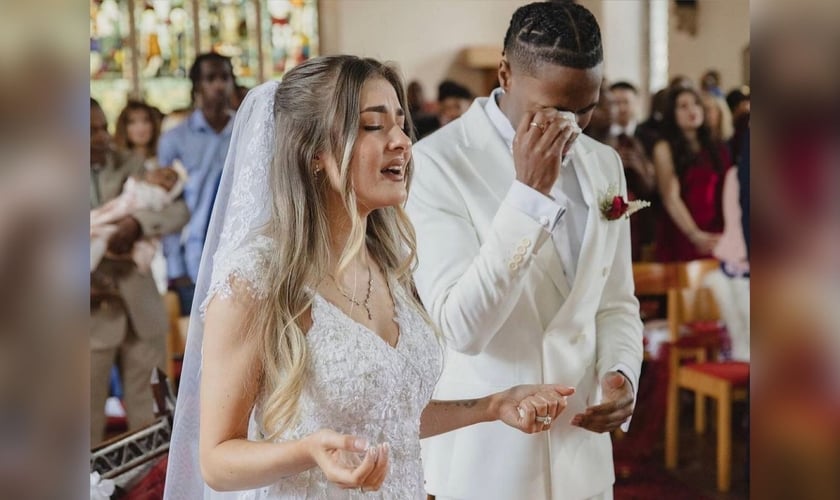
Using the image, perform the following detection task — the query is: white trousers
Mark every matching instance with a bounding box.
[703,269,750,361]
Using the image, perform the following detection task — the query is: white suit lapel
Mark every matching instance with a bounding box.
[458,101,517,202]
[565,144,608,300]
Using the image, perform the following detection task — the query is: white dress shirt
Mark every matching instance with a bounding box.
[609,120,637,139]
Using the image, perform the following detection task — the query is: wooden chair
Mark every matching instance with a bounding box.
[632,262,680,361]
[675,258,720,289]
[163,291,189,383]
[632,261,678,325]
[632,261,679,298]
[664,285,749,492]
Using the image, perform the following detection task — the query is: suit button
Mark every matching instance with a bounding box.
[512,254,523,264]
[539,216,550,227]
[509,262,518,271]
[515,247,527,256]
[522,238,532,247]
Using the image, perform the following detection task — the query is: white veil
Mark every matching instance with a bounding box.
[164,79,280,499]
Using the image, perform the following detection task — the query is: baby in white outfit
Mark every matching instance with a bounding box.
[90,163,186,274]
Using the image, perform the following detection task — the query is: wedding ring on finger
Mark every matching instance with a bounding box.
[529,121,546,131]
[535,415,552,426]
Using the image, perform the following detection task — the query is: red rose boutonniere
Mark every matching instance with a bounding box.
[600,186,651,221]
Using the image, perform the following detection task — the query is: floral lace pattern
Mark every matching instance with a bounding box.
[218,240,443,499]
[200,234,274,317]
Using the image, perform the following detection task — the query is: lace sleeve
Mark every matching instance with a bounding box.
[200,234,275,318]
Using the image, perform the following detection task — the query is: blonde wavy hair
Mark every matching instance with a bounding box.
[701,92,734,142]
[245,55,431,439]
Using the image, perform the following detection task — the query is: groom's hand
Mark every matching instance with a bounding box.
[512,108,579,196]
[570,371,634,433]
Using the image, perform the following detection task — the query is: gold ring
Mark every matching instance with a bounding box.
[529,121,545,131]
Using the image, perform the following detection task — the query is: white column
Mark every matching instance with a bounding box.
[649,0,670,93]
[602,0,647,95]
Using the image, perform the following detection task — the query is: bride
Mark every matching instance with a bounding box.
[164,55,574,499]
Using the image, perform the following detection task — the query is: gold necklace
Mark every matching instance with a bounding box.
[331,261,374,320]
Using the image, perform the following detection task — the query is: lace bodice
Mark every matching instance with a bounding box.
[213,238,443,499]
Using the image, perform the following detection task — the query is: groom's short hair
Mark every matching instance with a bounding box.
[503,1,603,75]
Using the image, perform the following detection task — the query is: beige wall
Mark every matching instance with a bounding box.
[319,0,525,98]
[668,0,750,90]
[319,0,750,102]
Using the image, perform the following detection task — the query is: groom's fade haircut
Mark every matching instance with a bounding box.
[503,1,603,75]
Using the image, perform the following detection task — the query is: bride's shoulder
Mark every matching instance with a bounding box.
[223,234,277,275]
[202,235,278,315]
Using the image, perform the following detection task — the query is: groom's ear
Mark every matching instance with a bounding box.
[498,57,513,92]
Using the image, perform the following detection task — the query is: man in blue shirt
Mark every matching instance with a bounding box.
[158,53,235,313]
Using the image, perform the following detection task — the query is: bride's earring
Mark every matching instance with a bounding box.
[313,162,321,177]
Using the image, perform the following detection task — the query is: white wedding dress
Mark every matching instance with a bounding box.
[164,80,442,499]
[220,237,443,500]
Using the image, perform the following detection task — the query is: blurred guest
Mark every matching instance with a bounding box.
[608,81,656,260]
[409,80,439,139]
[90,98,189,445]
[407,80,432,116]
[161,107,192,135]
[414,79,474,139]
[437,79,473,126]
[113,100,162,170]
[726,86,750,164]
[230,83,250,111]
[700,68,724,97]
[90,165,186,274]
[157,52,235,314]
[701,92,734,145]
[635,87,669,157]
[581,79,612,142]
[704,164,750,361]
[726,85,751,121]
[653,86,731,262]
[670,74,694,90]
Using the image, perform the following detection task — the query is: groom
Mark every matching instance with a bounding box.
[407,2,643,499]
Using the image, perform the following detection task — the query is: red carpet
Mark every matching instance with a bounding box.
[615,459,713,500]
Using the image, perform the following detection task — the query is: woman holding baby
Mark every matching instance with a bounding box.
[89,98,190,445]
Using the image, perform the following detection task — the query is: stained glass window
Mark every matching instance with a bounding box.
[263,0,318,79]
[139,0,198,114]
[89,0,319,126]
[200,0,261,85]
[90,0,131,79]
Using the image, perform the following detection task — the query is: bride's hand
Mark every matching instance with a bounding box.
[491,384,575,434]
[305,429,390,492]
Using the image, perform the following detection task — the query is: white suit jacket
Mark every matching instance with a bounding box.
[407,99,644,500]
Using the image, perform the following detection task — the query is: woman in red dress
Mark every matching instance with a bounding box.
[653,86,732,262]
